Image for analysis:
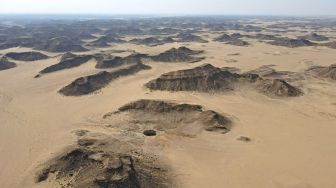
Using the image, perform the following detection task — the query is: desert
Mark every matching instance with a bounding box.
[0,14,336,188]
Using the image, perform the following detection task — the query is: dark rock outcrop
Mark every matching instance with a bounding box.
[76,31,96,40]
[256,79,303,97]
[95,53,148,69]
[88,38,110,47]
[59,63,151,96]
[226,40,249,46]
[118,99,203,113]
[34,37,88,52]
[89,36,125,47]
[298,33,329,41]
[38,53,92,75]
[116,99,232,133]
[175,33,208,43]
[214,34,235,42]
[146,64,303,97]
[151,47,204,63]
[214,34,249,46]
[0,56,16,70]
[35,136,170,188]
[131,37,162,46]
[130,37,175,46]
[146,64,239,92]
[306,64,336,80]
[5,51,49,61]
[250,34,279,41]
[269,38,315,48]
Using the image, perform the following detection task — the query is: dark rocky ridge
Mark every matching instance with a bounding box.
[226,40,250,46]
[5,51,49,61]
[130,37,174,46]
[214,34,249,46]
[175,33,208,43]
[146,64,239,92]
[88,36,125,47]
[34,37,88,52]
[38,53,93,75]
[298,33,329,41]
[269,38,315,48]
[0,56,17,71]
[146,64,303,97]
[2,45,202,68]
[247,34,279,41]
[214,34,239,42]
[151,47,204,63]
[59,63,151,96]
[245,65,303,81]
[95,53,148,69]
[88,38,110,47]
[306,64,336,80]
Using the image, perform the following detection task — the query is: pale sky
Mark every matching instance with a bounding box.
[0,0,335,15]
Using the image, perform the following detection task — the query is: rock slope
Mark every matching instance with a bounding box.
[306,64,336,80]
[146,64,303,97]
[5,51,49,61]
[59,63,151,96]
[38,53,92,75]
[0,56,16,71]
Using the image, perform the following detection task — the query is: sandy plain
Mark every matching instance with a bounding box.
[1,30,336,188]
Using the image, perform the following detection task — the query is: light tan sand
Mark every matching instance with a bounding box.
[0,37,336,188]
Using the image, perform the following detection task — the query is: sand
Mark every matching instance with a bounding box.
[1,34,336,188]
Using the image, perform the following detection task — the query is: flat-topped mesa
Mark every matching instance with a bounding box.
[151,47,204,63]
[146,64,239,92]
[59,63,151,96]
[0,56,17,71]
[269,38,315,48]
[306,64,336,80]
[118,99,203,113]
[146,64,303,97]
[38,53,93,75]
[95,53,148,69]
[116,99,232,133]
[5,51,49,61]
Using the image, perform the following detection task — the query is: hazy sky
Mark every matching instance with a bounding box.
[0,0,335,15]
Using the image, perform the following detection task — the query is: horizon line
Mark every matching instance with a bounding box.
[0,13,336,18]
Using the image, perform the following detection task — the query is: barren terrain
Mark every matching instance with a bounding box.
[0,16,336,188]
